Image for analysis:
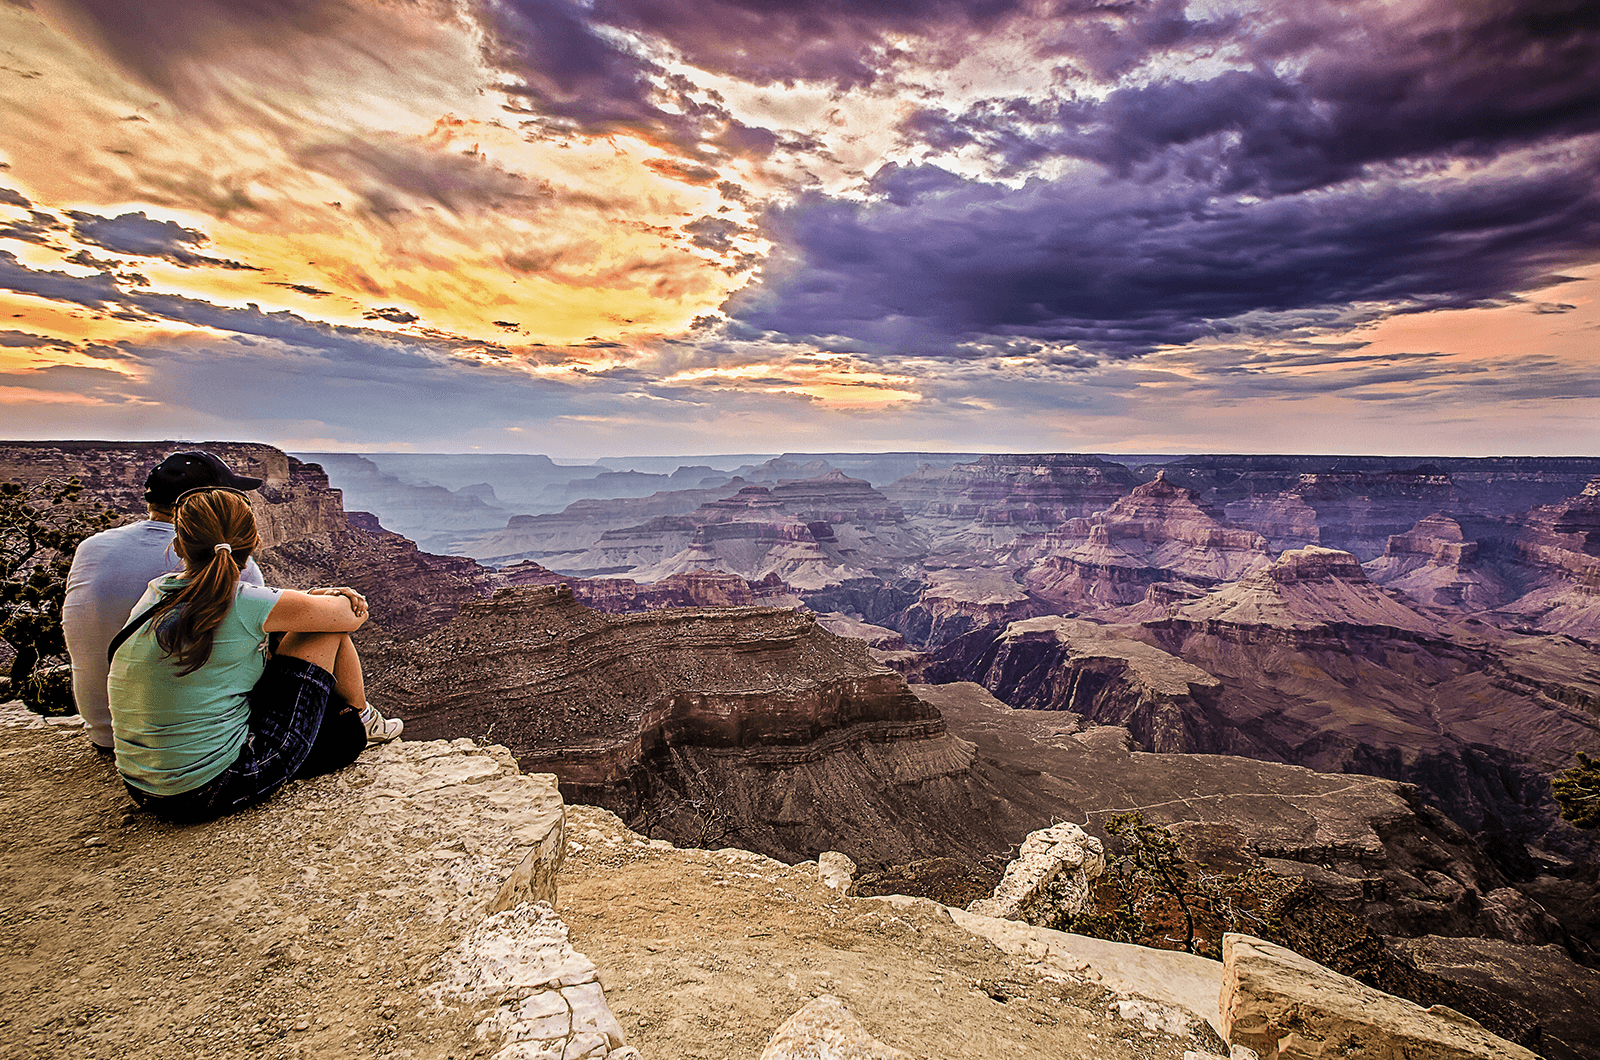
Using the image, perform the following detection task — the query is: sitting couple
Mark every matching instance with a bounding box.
[64,451,403,823]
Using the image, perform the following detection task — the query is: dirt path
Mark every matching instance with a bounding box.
[0,711,1225,1060]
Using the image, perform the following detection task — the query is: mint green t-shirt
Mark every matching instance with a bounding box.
[109,576,284,796]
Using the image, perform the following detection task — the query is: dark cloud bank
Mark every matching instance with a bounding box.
[727,0,1600,358]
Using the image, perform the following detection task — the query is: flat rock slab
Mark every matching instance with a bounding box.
[1220,933,1539,1060]
[946,906,1227,1042]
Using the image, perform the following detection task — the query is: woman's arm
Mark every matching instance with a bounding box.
[263,588,370,633]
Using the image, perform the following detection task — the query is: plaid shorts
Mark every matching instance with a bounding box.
[125,655,366,823]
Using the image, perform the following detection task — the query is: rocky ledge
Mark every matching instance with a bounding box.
[0,703,1288,1060]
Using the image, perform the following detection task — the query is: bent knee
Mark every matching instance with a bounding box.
[273,631,347,667]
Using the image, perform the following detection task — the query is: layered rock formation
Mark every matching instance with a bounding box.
[1016,471,1274,608]
[0,441,495,641]
[926,617,1225,753]
[498,561,799,612]
[890,568,1057,649]
[1220,466,1461,559]
[1364,513,1517,612]
[1494,476,1600,636]
[367,585,1010,869]
[934,548,1600,893]
[1153,456,1600,559]
[576,472,926,589]
[918,682,1600,1054]
[884,454,1141,550]
[457,481,743,568]
[913,682,1549,946]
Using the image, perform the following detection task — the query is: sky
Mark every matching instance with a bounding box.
[1,0,1597,458]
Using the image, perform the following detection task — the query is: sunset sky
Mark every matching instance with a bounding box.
[2,0,1597,458]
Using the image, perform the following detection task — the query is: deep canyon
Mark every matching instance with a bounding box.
[5,441,1600,1059]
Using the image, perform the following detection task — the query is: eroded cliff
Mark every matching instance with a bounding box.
[365,585,1009,869]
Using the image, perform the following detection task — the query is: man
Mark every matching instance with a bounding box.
[62,451,270,754]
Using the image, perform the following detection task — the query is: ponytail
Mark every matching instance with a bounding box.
[151,489,260,676]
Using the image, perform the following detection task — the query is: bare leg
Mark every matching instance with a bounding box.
[275,631,367,711]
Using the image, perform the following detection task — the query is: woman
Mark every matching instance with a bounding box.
[108,487,403,822]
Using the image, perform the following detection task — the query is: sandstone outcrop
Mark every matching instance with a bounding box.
[926,617,1225,753]
[1016,472,1274,608]
[891,567,1057,649]
[367,585,1009,869]
[967,821,1106,925]
[432,902,638,1060]
[1218,933,1538,1060]
[1364,513,1516,612]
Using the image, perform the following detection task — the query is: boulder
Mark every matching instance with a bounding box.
[967,821,1104,924]
[818,850,858,891]
[759,995,910,1060]
[1219,933,1539,1060]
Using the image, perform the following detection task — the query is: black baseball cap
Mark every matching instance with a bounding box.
[144,451,264,506]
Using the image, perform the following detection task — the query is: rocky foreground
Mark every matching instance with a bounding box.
[0,708,1546,1060]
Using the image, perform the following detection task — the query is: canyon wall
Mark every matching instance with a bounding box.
[0,441,494,641]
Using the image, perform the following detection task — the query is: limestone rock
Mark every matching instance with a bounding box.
[967,821,1104,924]
[818,851,857,891]
[759,995,910,1060]
[488,811,568,914]
[430,901,638,1060]
[1218,933,1539,1060]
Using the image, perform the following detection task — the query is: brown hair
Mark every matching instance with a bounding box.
[151,489,260,676]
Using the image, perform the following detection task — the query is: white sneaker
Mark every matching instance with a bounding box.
[361,706,403,744]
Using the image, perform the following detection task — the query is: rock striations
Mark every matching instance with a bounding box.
[1016,471,1275,608]
[367,585,1007,868]
[927,617,1225,754]
[883,453,1141,551]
